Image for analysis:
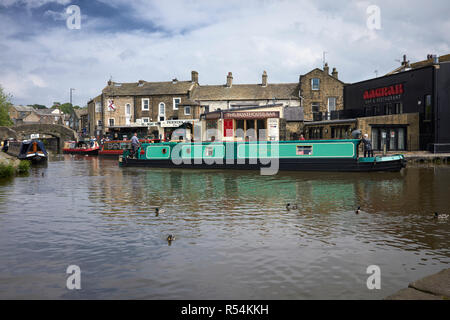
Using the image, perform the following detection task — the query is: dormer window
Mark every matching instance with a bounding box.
[311,78,320,90]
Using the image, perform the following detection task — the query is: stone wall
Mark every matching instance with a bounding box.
[285,121,304,140]
[134,95,200,122]
[357,113,420,151]
[300,66,344,121]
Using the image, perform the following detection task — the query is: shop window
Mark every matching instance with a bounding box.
[398,128,405,150]
[395,103,403,114]
[256,119,266,140]
[371,128,379,150]
[389,129,396,150]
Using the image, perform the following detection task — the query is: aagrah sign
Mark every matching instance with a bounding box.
[224,111,280,120]
[363,84,404,100]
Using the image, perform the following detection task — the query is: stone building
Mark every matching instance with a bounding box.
[87,71,200,139]
[19,108,64,125]
[8,105,35,125]
[303,53,450,153]
[191,71,301,113]
[299,63,345,122]
[192,71,303,141]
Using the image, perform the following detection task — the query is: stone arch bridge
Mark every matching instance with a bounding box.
[0,124,78,152]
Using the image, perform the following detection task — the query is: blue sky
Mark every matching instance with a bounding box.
[0,0,449,108]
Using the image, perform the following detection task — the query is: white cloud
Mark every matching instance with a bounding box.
[0,0,449,107]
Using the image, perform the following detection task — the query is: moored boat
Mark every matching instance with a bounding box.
[119,139,406,172]
[63,140,100,155]
[6,139,48,163]
[99,139,161,157]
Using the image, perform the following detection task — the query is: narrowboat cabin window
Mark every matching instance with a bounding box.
[205,147,214,157]
[296,145,312,155]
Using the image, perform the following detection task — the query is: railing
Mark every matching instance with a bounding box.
[312,109,364,121]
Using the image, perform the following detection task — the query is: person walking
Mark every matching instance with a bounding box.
[362,133,373,157]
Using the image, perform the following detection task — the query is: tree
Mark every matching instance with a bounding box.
[0,85,14,126]
[52,102,80,114]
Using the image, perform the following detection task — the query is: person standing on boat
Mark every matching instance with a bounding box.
[300,134,305,141]
[131,132,140,158]
[362,133,373,157]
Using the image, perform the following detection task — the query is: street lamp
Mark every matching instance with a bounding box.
[70,88,76,106]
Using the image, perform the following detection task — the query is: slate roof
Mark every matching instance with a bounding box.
[102,81,196,96]
[386,54,450,75]
[190,83,300,101]
[11,105,35,112]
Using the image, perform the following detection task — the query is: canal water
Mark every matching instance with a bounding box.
[0,155,449,299]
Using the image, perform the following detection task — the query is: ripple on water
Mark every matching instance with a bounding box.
[0,159,449,299]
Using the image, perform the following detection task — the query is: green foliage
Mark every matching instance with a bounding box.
[0,163,15,178]
[16,160,31,175]
[0,85,14,127]
[52,102,79,115]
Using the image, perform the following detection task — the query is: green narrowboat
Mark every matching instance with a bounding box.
[119,139,406,172]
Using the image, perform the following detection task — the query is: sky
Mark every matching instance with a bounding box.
[0,0,449,108]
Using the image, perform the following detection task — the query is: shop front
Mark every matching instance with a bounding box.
[202,109,281,142]
[344,64,450,152]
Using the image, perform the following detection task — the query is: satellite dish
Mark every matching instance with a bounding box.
[351,129,361,139]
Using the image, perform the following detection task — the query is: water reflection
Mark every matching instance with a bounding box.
[0,157,448,299]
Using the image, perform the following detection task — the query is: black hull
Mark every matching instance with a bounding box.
[120,157,406,172]
[18,155,48,163]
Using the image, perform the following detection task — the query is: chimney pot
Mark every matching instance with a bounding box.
[226,72,233,87]
[324,63,329,74]
[191,71,198,83]
[331,68,338,79]
[262,70,267,87]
